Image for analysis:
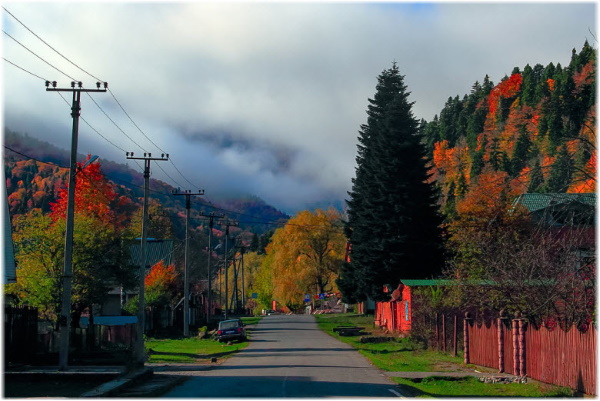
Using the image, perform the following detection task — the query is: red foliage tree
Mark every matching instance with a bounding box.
[49,155,119,225]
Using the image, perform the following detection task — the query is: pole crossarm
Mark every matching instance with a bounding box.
[45,80,107,93]
[172,189,205,337]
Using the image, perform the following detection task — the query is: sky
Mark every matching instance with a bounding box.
[1,1,596,214]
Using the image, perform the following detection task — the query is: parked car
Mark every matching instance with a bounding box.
[217,319,247,343]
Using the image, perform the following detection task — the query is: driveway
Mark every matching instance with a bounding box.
[161,314,403,397]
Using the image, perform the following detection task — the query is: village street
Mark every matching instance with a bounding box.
[160,314,404,397]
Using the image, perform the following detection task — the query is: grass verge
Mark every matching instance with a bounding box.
[314,313,463,372]
[145,316,259,364]
[393,376,574,397]
[314,313,575,397]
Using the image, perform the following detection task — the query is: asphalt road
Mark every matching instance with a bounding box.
[162,314,403,398]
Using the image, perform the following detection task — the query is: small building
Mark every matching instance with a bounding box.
[375,280,451,334]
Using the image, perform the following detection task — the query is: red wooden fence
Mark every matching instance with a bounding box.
[526,325,596,394]
[468,321,498,369]
[468,320,596,395]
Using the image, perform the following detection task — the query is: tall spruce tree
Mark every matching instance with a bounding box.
[339,64,444,303]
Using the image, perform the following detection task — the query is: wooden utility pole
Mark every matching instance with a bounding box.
[198,212,224,325]
[46,80,107,370]
[173,189,204,337]
[222,220,238,319]
[126,152,168,367]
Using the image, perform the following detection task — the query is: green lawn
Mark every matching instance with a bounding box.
[314,313,463,372]
[393,376,573,398]
[314,313,575,397]
[145,316,259,364]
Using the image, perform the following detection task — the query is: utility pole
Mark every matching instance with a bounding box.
[237,244,247,315]
[126,152,168,368]
[46,80,107,371]
[222,220,238,319]
[172,189,204,337]
[198,212,224,325]
[232,241,248,315]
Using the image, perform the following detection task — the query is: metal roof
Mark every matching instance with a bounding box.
[128,239,175,268]
[400,279,455,286]
[512,193,596,214]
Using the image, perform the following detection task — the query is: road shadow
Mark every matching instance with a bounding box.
[163,375,399,397]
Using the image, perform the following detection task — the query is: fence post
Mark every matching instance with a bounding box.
[512,312,520,376]
[518,317,526,378]
[463,312,472,364]
[498,310,506,373]
[442,314,446,352]
[453,315,458,357]
[435,313,439,351]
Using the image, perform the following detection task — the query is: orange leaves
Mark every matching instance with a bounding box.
[433,140,452,172]
[50,155,118,223]
[456,170,511,218]
[546,78,555,92]
[144,260,177,288]
[488,73,523,117]
[573,61,595,89]
[265,209,346,307]
[568,152,597,194]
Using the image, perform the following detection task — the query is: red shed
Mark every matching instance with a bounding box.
[375,279,451,334]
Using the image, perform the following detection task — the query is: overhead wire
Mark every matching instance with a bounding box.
[2,8,306,230]
[2,29,78,82]
[2,6,202,191]
[2,57,47,81]
[2,5,104,83]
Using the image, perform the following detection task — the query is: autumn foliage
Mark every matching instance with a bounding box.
[144,261,178,307]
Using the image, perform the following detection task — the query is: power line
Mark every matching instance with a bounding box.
[84,92,149,154]
[3,29,78,82]
[2,6,104,83]
[3,57,47,81]
[3,7,202,191]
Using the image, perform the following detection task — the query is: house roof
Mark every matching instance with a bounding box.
[512,193,596,214]
[129,239,174,268]
[400,278,557,287]
[400,279,455,286]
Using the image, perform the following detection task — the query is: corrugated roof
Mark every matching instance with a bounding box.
[129,239,174,267]
[512,193,596,214]
[400,279,556,287]
[400,279,454,286]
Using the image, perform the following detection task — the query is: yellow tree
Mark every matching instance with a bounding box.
[266,209,347,311]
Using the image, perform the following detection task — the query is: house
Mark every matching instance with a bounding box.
[100,238,175,315]
[376,193,596,335]
[511,192,596,228]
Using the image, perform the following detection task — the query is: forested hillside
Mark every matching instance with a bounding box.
[4,129,289,235]
[421,41,595,219]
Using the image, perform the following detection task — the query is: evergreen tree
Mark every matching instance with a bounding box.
[544,146,573,192]
[528,159,544,193]
[511,129,532,176]
[340,64,444,303]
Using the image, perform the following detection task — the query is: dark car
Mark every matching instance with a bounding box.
[217,319,247,342]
